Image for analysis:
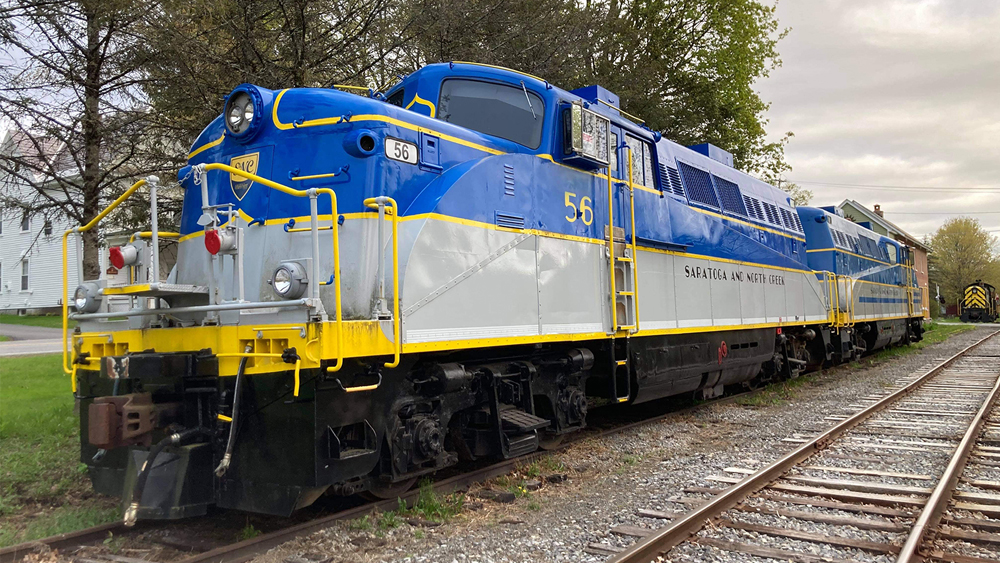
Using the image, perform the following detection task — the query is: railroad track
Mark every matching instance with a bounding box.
[597,330,1000,563]
[1,376,760,563]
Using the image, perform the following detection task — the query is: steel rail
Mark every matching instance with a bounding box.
[609,329,1000,563]
[896,356,1000,562]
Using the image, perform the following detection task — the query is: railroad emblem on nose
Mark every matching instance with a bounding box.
[229,152,259,200]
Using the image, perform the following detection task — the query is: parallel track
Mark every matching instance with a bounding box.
[604,330,1000,563]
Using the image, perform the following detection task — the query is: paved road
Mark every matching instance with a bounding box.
[0,323,66,357]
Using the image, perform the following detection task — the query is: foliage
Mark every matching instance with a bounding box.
[0,354,118,547]
[0,0,179,277]
[236,522,262,541]
[927,217,1000,306]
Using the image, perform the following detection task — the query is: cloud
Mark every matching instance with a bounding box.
[758,0,1000,237]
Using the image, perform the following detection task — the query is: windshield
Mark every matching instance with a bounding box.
[438,79,544,149]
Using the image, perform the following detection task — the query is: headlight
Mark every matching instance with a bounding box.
[223,86,263,140]
[74,282,102,313]
[269,261,308,299]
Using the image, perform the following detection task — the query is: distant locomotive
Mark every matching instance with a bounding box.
[960,280,997,323]
[62,62,924,524]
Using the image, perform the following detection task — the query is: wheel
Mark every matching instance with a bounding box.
[361,477,417,501]
[538,432,564,451]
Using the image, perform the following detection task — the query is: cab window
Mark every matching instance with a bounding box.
[387,89,405,107]
[438,79,544,149]
[884,243,897,264]
[623,134,655,189]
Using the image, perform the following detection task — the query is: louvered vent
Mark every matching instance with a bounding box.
[666,165,684,197]
[678,162,719,209]
[658,163,686,196]
[495,211,525,229]
[762,202,780,225]
[503,164,515,196]
[793,214,803,232]
[743,195,759,220]
[712,175,747,216]
[779,208,796,231]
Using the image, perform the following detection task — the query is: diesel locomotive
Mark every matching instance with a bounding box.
[62,62,924,524]
[960,280,997,323]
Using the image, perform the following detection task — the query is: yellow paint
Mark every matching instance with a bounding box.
[451,61,546,82]
[102,284,152,296]
[217,414,233,422]
[405,93,437,117]
[187,134,225,160]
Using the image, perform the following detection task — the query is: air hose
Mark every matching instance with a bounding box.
[123,427,210,526]
[214,347,251,478]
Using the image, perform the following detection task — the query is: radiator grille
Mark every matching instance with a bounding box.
[678,162,719,209]
[712,175,747,216]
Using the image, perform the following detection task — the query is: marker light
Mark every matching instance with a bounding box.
[269,261,308,299]
[109,245,138,270]
[204,229,237,255]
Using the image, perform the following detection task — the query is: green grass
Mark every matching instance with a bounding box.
[0,335,9,342]
[736,320,975,408]
[236,522,262,541]
[0,314,75,329]
[362,479,465,532]
[0,353,116,547]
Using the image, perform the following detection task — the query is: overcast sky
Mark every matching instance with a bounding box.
[756,0,1000,240]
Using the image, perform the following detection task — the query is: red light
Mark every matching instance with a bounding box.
[205,229,221,255]
[109,246,125,269]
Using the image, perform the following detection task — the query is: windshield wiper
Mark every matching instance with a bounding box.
[520,81,536,120]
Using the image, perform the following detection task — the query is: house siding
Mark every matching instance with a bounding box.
[0,183,83,313]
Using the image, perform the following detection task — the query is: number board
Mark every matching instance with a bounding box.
[386,137,418,165]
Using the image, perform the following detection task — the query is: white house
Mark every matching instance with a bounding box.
[0,132,86,314]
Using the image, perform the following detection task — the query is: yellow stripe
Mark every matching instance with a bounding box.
[451,61,546,82]
[187,134,225,160]
[806,247,901,267]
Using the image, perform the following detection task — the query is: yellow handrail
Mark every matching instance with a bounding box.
[63,178,148,377]
[607,150,616,332]
[626,148,639,334]
[129,231,180,243]
[362,197,401,368]
[202,164,344,374]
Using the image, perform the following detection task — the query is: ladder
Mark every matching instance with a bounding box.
[905,250,915,317]
[606,147,640,403]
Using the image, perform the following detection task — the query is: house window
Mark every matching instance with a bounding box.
[20,213,29,232]
[20,259,28,291]
[44,221,52,236]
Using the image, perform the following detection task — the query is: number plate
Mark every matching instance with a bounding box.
[385,137,418,164]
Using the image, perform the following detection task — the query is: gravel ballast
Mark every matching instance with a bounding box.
[250,327,994,563]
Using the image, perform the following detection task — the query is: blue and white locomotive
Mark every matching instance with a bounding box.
[64,62,923,522]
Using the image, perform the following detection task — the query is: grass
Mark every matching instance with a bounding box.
[0,335,9,342]
[236,522,262,541]
[359,480,465,533]
[0,353,117,547]
[736,320,975,408]
[0,314,74,329]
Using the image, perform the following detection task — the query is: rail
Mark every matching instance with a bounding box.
[608,329,1000,563]
[362,196,400,369]
[62,178,149,375]
[62,165,346,384]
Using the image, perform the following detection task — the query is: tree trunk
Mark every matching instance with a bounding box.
[81,4,103,280]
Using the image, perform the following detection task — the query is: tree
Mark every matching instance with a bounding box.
[927,217,999,306]
[140,0,420,152]
[0,0,171,278]
[776,178,811,206]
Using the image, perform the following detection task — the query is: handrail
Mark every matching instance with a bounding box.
[201,164,344,374]
[607,147,617,333]
[362,196,401,368]
[129,231,180,243]
[63,178,148,376]
[626,148,639,334]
